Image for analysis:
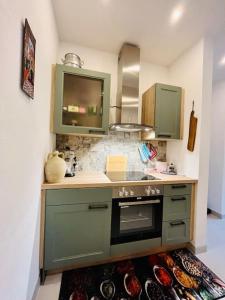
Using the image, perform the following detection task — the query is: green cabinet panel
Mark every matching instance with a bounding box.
[46,188,112,206]
[44,188,112,270]
[163,195,191,221]
[44,201,112,270]
[162,184,191,246]
[155,84,182,139]
[54,64,111,135]
[162,219,190,245]
[110,238,161,257]
[164,184,192,196]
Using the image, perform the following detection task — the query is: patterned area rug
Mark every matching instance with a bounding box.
[59,248,225,300]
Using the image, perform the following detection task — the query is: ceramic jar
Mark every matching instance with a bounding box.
[45,151,66,183]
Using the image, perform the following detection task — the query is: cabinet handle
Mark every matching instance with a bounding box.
[171,197,186,201]
[170,221,185,226]
[88,204,108,210]
[157,134,172,138]
[161,88,177,93]
[171,185,186,189]
[89,129,106,134]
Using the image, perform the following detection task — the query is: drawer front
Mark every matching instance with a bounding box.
[110,238,161,257]
[163,195,191,221]
[164,184,191,196]
[162,219,190,245]
[46,188,112,206]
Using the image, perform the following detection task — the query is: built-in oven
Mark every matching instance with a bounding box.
[111,185,163,245]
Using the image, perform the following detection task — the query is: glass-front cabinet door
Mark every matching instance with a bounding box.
[54,64,111,135]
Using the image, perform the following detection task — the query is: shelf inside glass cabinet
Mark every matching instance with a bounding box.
[62,73,104,128]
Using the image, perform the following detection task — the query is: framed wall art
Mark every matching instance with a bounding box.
[21,19,36,99]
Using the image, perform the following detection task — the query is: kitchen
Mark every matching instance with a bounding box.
[41,41,201,298]
[1,0,225,300]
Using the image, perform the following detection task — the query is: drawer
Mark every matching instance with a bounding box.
[164,184,192,196]
[46,188,112,206]
[162,219,190,245]
[110,238,161,257]
[163,195,191,221]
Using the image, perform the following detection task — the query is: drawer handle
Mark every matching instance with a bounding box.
[161,88,177,93]
[171,197,186,201]
[170,221,185,226]
[89,129,106,134]
[157,134,172,138]
[171,185,187,189]
[88,204,108,210]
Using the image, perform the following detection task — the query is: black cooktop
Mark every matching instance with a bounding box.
[105,171,158,182]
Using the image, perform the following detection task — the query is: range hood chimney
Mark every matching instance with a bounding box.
[109,43,152,132]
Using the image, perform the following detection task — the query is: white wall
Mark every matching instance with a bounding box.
[167,38,213,250]
[0,0,58,299]
[58,42,170,123]
[208,80,225,216]
[167,41,204,177]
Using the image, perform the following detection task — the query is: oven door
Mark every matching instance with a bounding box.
[111,196,163,245]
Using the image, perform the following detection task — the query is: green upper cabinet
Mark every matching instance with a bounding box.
[54,64,111,135]
[142,83,183,140]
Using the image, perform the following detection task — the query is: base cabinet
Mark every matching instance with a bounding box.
[42,184,194,276]
[162,184,192,246]
[44,188,112,270]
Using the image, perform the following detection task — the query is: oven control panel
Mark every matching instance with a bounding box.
[112,185,163,198]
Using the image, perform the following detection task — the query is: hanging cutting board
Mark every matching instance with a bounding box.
[187,102,198,152]
[106,155,128,172]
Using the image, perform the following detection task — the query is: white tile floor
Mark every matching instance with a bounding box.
[35,214,225,300]
[197,214,225,282]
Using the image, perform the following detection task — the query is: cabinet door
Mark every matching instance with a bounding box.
[54,64,111,135]
[162,219,190,245]
[44,202,112,270]
[155,84,181,139]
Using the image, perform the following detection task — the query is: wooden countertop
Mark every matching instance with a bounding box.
[42,171,198,190]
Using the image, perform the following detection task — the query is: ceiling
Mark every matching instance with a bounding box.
[52,0,225,66]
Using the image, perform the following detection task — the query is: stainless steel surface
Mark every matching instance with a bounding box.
[62,53,84,68]
[109,43,152,132]
[119,199,161,206]
[112,185,163,198]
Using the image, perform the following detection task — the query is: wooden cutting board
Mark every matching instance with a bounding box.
[106,155,128,172]
[187,110,198,152]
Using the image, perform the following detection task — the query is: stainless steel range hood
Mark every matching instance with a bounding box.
[109,43,152,133]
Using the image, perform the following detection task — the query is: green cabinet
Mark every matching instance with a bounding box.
[44,188,112,270]
[142,83,182,140]
[162,184,192,246]
[54,64,111,135]
[162,219,190,245]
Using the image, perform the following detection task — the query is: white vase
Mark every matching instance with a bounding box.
[45,151,66,183]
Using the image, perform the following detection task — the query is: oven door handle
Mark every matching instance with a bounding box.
[119,199,161,207]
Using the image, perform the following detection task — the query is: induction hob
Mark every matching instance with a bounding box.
[105,171,159,182]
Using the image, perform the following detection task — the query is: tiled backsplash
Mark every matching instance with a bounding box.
[56,133,167,172]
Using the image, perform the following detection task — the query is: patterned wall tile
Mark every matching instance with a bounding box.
[56,133,167,172]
